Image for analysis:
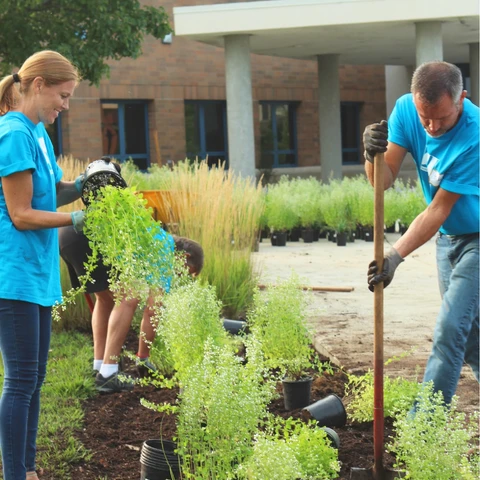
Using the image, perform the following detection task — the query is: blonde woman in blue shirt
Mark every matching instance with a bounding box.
[0,50,86,480]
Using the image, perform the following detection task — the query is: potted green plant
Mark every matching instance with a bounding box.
[54,186,176,320]
[247,274,317,409]
[396,179,427,233]
[320,181,353,246]
[264,178,299,246]
[291,177,322,243]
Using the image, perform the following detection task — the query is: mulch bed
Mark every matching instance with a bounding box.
[40,333,397,480]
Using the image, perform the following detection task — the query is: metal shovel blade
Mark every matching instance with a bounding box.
[350,467,405,479]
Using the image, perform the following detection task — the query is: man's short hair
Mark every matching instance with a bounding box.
[173,236,204,274]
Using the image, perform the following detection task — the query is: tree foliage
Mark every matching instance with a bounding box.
[0,0,172,85]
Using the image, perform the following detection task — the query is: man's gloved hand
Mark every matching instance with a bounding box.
[367,247,404,292]
[363,120,388,163]
[74,174,85,194]
[71,210,86,233]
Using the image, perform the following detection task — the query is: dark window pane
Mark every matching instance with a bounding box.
[342,151,360,164]
[278,153,296,166]
[260,153,274,169]
[204,103,225,152]
[341,104,357,149]
[185,103,200,153]
[124,104,146,154]
[341,103,361,164]
[101,104,120,155]
[132,157,148,171]
[276,104,293,150]
[260,104,274,151]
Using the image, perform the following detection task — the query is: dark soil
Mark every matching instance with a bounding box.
[44,334,398,480]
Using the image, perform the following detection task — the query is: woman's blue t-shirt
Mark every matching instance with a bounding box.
[0,113,63,306]
[389,94,479,235]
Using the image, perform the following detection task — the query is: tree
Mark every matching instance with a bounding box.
[0,0,172,85]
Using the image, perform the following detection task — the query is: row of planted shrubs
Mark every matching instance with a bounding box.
[262,175,426,235]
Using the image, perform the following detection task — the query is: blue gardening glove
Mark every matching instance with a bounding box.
[367,247,404,292]
[74,174,85,193]
[71,210,86,233]
[363,120,388,163]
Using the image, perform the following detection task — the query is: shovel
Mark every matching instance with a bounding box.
[350,153,404,480]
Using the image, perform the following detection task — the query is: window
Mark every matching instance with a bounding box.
[341,102,362,164]
[45,116,62,157]
[259,102,298,168]
[101,101,150,170]
[185,101,228,168]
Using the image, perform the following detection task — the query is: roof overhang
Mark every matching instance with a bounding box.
[173,0,479,65]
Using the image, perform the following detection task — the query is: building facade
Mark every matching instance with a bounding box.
[52,0,478,182]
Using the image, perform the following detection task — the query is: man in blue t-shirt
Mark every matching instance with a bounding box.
[363,61,479,407]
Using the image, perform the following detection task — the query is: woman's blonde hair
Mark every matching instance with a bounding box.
[0,50,80,115]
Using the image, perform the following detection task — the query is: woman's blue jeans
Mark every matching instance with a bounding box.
[0,300,51,480]
[422,233,479,405]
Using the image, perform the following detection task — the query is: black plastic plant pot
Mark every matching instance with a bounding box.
[302,394,347,428]
[223,319,248,335]
[336,231,347,246]
[282,376,313,410]
[140,439,180,480]
[288,227,302,242]
[81,158,127,206]
[302,229,314,243]
[363,226,374,242]
[271,231,287,246]
[322,426,340,449]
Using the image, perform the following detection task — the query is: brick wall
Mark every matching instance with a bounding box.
[66,0,386,170]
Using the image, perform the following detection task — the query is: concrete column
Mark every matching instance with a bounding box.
[385,65,413,117]
[317,54,342,182]
[469,42,479,106]
[415,22,443,66]
[224,35,256,179]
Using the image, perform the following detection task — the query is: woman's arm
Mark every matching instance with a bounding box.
[2,171,73,230]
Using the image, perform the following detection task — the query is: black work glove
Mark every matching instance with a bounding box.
[367,247,404,292]
[363,120,388,163]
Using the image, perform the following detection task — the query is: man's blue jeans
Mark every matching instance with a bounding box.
[0,300,51,480]
[422,232,479,405]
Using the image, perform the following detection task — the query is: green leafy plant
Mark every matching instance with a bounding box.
[320,180,353,233]
[388,382,480,479]
[176,337,276,479]
[264,177,299,232]
[236,417,340,479]
[54,186,176,321]
[290,177,323,229]
[396,179,427,227]
[247,274,317,380]
[158,281,230,387]
[345,351,421,422]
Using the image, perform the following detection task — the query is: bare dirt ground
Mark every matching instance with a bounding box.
[254,232,479,416]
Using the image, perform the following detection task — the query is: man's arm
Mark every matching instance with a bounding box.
[393,188,461,258]
[367,188,460,291]
[364,141,407,190]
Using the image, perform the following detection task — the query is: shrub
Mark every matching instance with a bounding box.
[247,274,315,380]
[388,383,480,479]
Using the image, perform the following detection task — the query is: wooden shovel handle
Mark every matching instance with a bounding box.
[373,152,385,476]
